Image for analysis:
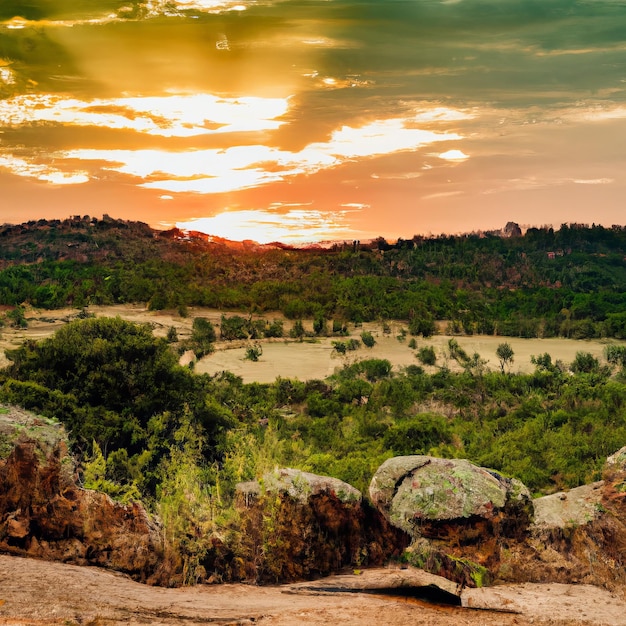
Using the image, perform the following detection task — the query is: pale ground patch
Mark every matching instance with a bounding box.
[196,325,623,384]
[0,305,622,382]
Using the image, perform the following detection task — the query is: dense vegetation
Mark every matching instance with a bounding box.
[2,218,626,340]
[3,217,626,578]
[2,316,626,577]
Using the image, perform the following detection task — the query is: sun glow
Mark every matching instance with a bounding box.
[177,208,356,244]
[60,114,463,193]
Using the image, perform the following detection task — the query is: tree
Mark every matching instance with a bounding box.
[244,343,263,362]
[605,345,626,369]
[570,351,600,374]
[496,342,515,374]
[191,317,216,357]
[417,346,437,366]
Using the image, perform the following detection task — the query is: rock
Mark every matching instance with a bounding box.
[233,468,408,583]
[239,467,362,505]
[0,405,170,585]
[369,455,533,588]
[369,455,532,539]
[493,447,626,591]
[532,481,603,528]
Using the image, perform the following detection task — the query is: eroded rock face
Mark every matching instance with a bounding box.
[234,468,408,583]
[370,455,533,540]
[498,446,626,590]
[0,407,169,585]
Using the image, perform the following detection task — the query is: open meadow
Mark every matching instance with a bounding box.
[1,304,623,382]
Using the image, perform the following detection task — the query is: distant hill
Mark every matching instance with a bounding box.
[1,217,626,340]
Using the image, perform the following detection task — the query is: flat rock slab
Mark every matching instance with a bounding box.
[1,555,625,626]
[287,566,460,597]
[462,582,626,625]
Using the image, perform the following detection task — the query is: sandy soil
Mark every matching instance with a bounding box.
[1,555,625,626]
[1,305,621,383]
[195,329,621,384]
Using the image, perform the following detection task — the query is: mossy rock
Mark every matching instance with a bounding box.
[0,405,66,462]
[238,468,362,505]
[370,455,532,538]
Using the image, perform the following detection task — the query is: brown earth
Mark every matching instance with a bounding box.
[1,554,626,626]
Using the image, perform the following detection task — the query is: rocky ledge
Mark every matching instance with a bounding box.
[2,405,626,594]
[0,406,169,584]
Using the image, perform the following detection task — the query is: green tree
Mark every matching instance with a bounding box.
[570,351,600,374]
[495,342,515,374]
[191,317,216,357]
[244,343,263,362]
[417,346,437,366]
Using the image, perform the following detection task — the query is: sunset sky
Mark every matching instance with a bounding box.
[1,1,625,244]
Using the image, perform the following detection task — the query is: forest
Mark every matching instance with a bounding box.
[2,219,626,579]
[1,219,626,340]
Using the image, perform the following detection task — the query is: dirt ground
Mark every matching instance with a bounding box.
[0,305,621,383]
[1,554,625,626]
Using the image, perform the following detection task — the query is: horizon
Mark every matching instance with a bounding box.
[1,1,626,244]
[9,212,618,249]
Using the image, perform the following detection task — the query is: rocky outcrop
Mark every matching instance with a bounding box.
[369,455,533,587]
[497,446,626,590]
[233,468,409,583]
[0,406,169,584]
[370,455,532,539]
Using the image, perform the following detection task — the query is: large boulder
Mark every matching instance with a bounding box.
[0,406,170,585]
[369,456,533,587]
[370,455,533,540]
[238,467,362,505]
[233,468,408,583]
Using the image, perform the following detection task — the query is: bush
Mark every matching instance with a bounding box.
[245,344,263,362]
[417,346,437,366]
[360,331,376,348]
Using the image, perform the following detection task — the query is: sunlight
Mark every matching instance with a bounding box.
[0,154,89,185]
[177,209,355,244]
[0,94,289,138]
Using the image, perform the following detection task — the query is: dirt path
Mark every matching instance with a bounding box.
[1,555,625,626]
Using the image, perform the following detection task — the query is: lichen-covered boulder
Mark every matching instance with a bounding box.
[238,467,362,505]
[603,446,626,501]
[368,456,533,588]
[369,455,532,539]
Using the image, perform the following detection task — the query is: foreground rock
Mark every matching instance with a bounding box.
[370,455,532,538]
[498,446,626,590]
[369,455,533,586]
[0,406,169,584]
[1,554,625,626]
[234,468,408,583]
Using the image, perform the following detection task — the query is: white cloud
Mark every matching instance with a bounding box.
[0,153,89,185]
[61,114,464,194]
[438,149,469,161]
[0,93,289,137]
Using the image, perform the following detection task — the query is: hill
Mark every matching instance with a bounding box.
[1,218,626,340]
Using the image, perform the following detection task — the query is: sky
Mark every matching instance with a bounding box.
[0,0,625,244]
